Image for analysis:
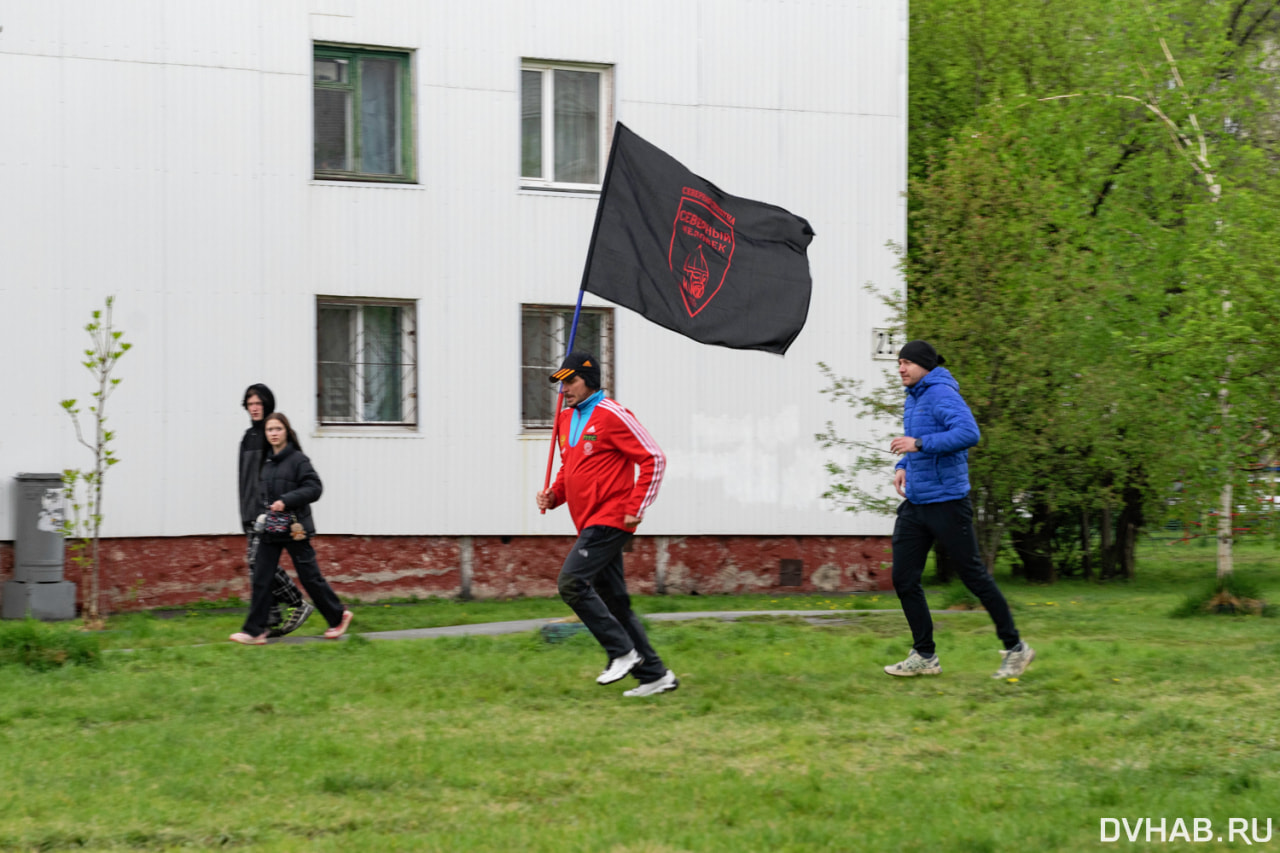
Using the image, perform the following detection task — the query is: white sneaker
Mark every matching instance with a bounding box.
[883,649,942,677]
[623,669,679,697]
[993,642,1036,679]
[596,649,643,685]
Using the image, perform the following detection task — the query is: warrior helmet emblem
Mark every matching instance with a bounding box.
[669,186,736,318]
[681,245,710,300]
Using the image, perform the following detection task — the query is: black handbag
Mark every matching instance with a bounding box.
[262,508,306,541]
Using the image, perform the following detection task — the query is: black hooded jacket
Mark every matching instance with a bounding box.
[238,384,276,525]
[259,444,323,536]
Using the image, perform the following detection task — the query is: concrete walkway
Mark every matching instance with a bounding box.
[266,608,984,645]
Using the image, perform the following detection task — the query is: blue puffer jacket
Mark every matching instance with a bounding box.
[894,367,980,504]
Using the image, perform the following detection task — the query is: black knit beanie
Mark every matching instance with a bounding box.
[897,340,945,371]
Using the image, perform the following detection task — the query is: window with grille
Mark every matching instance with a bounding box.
[314,45,415,182]
[520,61,613,191]
[522,305,613,429]
[317,298,418,426]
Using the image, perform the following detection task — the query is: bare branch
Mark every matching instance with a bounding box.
[1232,0,1280,48]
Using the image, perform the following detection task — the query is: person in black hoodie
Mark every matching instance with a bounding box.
[231,412,352,644]
[239,384,313,636]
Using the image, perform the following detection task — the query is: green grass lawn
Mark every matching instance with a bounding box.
[1,541,1277,851]
[97,592,905,652]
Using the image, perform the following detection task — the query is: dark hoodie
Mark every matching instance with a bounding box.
[238,384,276,525]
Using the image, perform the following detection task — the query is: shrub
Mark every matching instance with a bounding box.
[0,618,103,671]
[1171,575,1274,618]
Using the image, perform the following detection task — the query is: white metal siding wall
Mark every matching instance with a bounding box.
[0,0,905,540]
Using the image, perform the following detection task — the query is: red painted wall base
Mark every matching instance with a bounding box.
[0,534,893,615]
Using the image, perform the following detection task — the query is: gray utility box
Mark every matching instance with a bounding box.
[3,473,77,620]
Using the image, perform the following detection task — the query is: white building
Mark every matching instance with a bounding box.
[0,0,907,607]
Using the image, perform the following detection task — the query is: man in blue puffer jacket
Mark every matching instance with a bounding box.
[884,340,1035,680]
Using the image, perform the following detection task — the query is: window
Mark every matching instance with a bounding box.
[522,305,614,428]
[314,45,414,182]
[521,61,613,190]
[317,298,418,426]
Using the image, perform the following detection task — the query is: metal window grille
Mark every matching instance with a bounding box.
[521,305,613,429]
[318,298,418,425]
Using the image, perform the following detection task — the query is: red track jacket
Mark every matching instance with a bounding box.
[549,396,666,533]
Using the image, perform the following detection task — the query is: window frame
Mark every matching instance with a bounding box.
[521,304,614,431]
[316,296,419,428]
[519,60,614,193]
[313,44,417,184]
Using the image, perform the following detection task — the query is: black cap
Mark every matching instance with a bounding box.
[549,352,601,389]
[897,340,945,371]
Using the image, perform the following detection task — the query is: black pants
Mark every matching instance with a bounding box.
[244,525,304,625]
[243,537,345,636]
[557,525,667,682]
[892,497,1020,657]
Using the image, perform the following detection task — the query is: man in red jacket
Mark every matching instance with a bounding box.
[536,352,677,697]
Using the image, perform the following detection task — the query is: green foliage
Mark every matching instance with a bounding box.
[61,295,132,624]
[1172,572,1275,618]
[0,618,102,671]
[816,352,904,518]
[825,0,1280,581]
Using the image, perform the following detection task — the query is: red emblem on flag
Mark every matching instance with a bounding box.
[669,187,736,317]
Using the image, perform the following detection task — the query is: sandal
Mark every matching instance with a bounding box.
[229,631,268,645]
[323,610,353,640]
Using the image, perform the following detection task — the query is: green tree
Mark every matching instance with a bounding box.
[61,296,132,626]
[824,0,1280,581]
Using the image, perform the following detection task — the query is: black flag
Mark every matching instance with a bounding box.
[581,123,814,355]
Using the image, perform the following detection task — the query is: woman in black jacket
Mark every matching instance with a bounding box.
[230,412,353,644]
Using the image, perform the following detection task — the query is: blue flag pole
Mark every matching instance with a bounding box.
[564,289,586,357]
[541,128,623,512]
[540,289,586,513]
